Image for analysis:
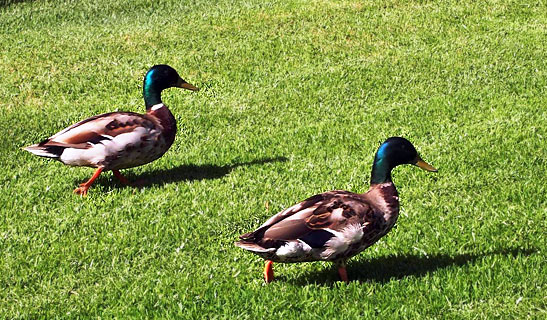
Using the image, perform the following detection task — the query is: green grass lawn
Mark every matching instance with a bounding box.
[1,0,545,318]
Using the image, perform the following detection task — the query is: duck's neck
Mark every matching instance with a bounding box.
[144,86,162,109]
[370,156,392,185]
[143,69,164,109]
[368,153,400,226]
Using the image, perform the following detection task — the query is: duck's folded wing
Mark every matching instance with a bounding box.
[24,112,159,162]
[44,112,155,148]
[240,191,370,249]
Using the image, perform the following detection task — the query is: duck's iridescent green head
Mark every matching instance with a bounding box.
[143,64,198,109]
[370,137,437,185]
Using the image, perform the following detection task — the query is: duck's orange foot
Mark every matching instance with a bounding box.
[73,184,90,196]
[263,260,274,283]
[73,167,103,196]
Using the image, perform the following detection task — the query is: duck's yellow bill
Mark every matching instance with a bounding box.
[177,78,199,91]
[415,159,437,172]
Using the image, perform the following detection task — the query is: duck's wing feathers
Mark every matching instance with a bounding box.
[45,112,155,147]
[24,112,158,161]
[239,190,373,250]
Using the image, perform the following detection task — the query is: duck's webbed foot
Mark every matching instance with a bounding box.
[73,167,103,196]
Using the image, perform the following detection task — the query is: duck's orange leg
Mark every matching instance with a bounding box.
[112,170,130,185]
[337,260,349,283]
[264,260,274,283]
[337,266,349,283]
[73,168,103,196]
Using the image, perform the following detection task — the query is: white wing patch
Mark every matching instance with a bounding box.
[276,240,312,259]
[329,208,345,221]
[321,224,364,259]
[107,127,148,151]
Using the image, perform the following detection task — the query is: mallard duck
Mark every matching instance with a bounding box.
[24,65,198,195]
[235,137,437,283]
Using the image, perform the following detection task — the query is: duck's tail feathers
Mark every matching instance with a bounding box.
[23,143,65,159]
[234,241,275,253]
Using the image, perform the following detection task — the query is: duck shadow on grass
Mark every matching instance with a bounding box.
[288,247,537,286]
[85,156,288,188]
